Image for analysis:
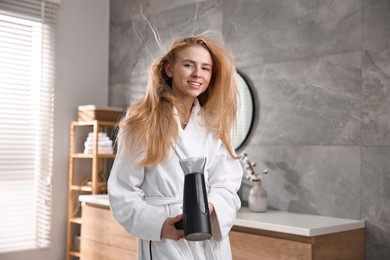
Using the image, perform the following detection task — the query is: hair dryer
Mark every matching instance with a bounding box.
[176,157,212,241]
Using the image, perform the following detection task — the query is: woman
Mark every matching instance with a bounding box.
[108,31,243,260]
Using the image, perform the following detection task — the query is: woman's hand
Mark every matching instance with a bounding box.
[161,214,184,240]
[208,203,214,215]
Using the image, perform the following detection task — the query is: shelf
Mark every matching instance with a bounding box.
[71,153,116,159]
[70,217,82,224]
[72,120,118,127]
[69,250,81,257]
[71,183,107,192]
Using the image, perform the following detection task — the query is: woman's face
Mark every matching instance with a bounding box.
[165,45,213,106]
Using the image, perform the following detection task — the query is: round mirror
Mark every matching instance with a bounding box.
[232,70,256,151]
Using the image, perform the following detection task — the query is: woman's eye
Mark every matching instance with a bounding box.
[184,64,193,68]
[202,67,210,71]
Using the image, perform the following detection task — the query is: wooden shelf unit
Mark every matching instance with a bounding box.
[66,120,117,260]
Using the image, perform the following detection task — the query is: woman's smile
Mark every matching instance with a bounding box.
[187,80,202,88]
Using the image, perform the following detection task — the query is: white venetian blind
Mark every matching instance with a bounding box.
[0,0,58,253]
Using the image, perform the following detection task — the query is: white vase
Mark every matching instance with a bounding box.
[248,180,267,212]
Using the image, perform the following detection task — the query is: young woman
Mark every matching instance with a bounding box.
[108,32,243,259]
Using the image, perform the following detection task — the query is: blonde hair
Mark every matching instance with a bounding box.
[118,32,239,166]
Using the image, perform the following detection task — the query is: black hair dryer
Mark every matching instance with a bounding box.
[178,156,212,241]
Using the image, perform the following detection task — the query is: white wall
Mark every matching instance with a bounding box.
[0,0,110,259]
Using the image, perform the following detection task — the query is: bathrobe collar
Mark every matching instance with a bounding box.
[173,98,201,130]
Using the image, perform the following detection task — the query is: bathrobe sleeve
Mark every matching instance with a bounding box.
[107,151,169,241]
[207,140,243,242]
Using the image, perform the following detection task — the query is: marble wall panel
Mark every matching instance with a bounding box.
[239,145,361,219]
[361,147,390,248]
[110,0,134,25]
[366,243,390,260]
[111,0,217,24]
[361,49,390,146]
[109,19,150,107]
[240,52,361,146]
[109,20,148,83]
[223,0,362,67]
[363,0,390,51]
[361,0,390,147]
[127,1,223,54]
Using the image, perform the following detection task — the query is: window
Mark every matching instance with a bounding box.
[0,0,58,253]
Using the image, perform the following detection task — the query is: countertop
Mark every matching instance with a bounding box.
[79,194,365,237]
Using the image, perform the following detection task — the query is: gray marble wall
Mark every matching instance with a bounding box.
[109,0,390,259]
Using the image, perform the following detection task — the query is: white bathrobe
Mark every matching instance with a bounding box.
[108,99,243,260]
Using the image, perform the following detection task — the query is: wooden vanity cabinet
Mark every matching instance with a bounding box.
[80,203,137,260]
[229,226,365,260]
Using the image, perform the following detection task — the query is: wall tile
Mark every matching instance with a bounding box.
[110,0,134,25]
[365,243,390,260]
[240,52,361,146]
[126,0,222,58]
[362,48,390,145]
[363,0,390,51]
[361,146,390,247]
[239,145,361,219]
[109,22,150,85]
[111,0,218,24]
[358,0,390,147]
[223,0,362,67]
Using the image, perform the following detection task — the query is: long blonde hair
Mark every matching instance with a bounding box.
[118,32,239,166]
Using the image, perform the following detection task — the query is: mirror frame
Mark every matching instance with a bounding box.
[235,69,257,152]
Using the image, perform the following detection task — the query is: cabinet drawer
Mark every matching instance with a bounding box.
[229,227,364,260]
[80,239,137,260]
[81,204,137,253]
[229,230,312,260]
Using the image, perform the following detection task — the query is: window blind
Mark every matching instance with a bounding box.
[0,0,58,253]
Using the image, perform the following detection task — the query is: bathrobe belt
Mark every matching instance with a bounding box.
[144,196,216,260]
[143,196,192,259]
[144,196,182,206]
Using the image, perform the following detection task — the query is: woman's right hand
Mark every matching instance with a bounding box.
[161,214,184,240]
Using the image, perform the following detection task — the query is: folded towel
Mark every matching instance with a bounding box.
[83,132,114,154]
[84,140,112,147]
[83,147,113,154]
[88,132,109,138]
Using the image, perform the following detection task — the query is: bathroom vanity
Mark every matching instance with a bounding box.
[78,195,365,260]
[230,208,365,259]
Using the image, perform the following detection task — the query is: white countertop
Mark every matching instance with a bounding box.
[235,207,364,236]
[79,194,365,237]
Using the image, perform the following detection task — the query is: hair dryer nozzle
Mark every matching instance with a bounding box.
[179,157,206,175]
